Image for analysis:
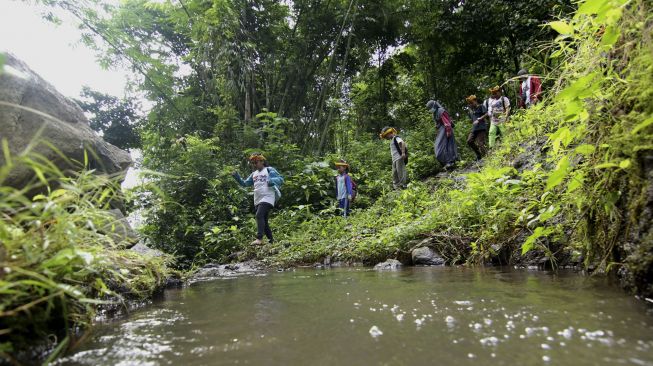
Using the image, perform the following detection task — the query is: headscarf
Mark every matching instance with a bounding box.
[426,100,446,121]
[334,159,349,168]
[517,69,529,77]
[465,95,477,103]
[248,153,266,162]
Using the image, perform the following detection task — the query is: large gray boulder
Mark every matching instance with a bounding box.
[0,53,131,188]
[411,246,445,266]
[101,209,140,247]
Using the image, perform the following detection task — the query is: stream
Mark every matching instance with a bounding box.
[57,267,653,365]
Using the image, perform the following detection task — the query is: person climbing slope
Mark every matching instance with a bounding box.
[517,68,542,109]
[334,159,354,217]
[232,153,284,245]
[486,86,511,148]
[380,127,408,189]
[426,100,459,170]
[465,95,488,161]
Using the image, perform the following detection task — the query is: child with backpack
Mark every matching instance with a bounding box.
[334,160,355,217]
[486,86,511,148]
[232,153,284,245]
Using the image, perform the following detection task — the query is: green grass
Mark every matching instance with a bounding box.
[0,144,173,362]
[245,0,653,292]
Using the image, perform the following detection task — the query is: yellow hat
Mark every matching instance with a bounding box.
[335,159,349,168]
[466,95,477,103]
[489,86,501,93]
[248,153,266,162]
[379,127,397,139]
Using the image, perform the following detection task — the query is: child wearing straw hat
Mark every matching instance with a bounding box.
[486,86,511,148]
[380,127,407,189]
[334,159,354,217]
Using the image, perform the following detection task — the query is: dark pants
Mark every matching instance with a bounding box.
[338,198,350,217]
[467,129,488,159]
[255,202,274,242]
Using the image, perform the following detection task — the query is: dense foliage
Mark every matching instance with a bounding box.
[0,146,172,361]
[75,86,143,150]
[2,0,652,361]
[25,0,577,267]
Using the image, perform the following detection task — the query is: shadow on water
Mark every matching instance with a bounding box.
[57,267,653,366]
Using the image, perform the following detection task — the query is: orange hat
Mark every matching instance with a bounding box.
[489,86,501,93]
[248,153,266,162]
[335,159,349,168]
[466,95,477,103]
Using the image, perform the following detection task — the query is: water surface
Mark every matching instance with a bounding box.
[58,267,653,365]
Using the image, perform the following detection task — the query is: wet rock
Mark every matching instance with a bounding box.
[165,277,184,288]
[190,260,264,282]
[374,259,402,270]
[411,246,445,266]
[100,209,139,247]
[130,242,164,257]
[0,53,131,189]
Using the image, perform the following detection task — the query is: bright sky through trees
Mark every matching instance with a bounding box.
[0,1,129,98]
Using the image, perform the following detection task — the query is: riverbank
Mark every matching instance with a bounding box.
[0,161,177,364]
[241,1,653,301]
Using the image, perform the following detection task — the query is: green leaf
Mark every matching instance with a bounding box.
[594,162,619,169]
[632,116,653,135]
[564,99,585,121]
[546,156,570,190]
[575,144,596,155]
[549,21,574,35]
[567,171,585,193]
[522,227,554,255]
[619,159,631,169]
[0,52,5,75]
[577,0,608,15]
[601,25,620,47]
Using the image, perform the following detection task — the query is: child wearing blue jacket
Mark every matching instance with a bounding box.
[335,160,353,217]
[232,153,284,245]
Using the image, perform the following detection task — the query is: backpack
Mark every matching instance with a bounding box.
[266,167,283,200]
[350,177,358,201]
[485,96,509,116]
[393,137,409,164]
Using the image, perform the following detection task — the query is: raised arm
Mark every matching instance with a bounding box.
[233,172,254,187]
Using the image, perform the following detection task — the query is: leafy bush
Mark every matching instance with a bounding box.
[0,144,171,361]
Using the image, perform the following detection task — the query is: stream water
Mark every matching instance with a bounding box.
[57,267,653,366]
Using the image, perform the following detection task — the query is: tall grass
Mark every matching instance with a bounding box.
[0,139,171,363]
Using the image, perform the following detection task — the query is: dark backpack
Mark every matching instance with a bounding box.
[393,137,409,164]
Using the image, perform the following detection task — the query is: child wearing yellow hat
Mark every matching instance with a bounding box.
[334,160,354,217]
[486,86,511,148]
[380,127,407,189]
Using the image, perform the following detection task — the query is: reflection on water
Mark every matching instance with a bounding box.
[58,267,653,366]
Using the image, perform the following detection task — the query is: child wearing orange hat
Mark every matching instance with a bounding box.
[232,153,284,245]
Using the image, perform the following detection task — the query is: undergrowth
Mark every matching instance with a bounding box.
[245,0,653,300]
[0,144,172,363]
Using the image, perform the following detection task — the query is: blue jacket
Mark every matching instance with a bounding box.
[234,167,284,188]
